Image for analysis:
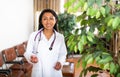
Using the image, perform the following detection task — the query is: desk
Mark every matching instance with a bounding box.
[62,62,75,77]
[62,58,75,77]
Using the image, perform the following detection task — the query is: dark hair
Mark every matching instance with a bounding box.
[38,9,58,31]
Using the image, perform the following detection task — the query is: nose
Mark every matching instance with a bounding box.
[46,18,51,23]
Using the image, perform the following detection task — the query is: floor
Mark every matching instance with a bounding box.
[67,55,112,77]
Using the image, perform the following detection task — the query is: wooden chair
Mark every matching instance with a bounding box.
[2,47,32,77]
[22,41,28,49]
[0,53,25,77]
[15,43,27,63]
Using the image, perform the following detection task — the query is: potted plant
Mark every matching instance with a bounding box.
[58,12,76,39]
[64,0,120,77]
[58,12,77,55]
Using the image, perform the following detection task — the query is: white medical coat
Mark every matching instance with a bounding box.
[24,30,67,77]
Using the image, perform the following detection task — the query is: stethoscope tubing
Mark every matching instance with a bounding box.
[34,29,43,41]
[34,28,56,52]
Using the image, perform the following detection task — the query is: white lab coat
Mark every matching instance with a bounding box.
[24,30,67,77]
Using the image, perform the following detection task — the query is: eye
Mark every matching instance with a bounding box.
[43,18,47,20]
[50,17,54,20]
[50,17,55,20]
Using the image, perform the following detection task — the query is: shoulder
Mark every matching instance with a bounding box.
[29,31,39,38]
[30,28,44,37]
[55,31,65,39]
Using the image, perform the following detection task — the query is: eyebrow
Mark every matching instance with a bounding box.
[42,15,54,18]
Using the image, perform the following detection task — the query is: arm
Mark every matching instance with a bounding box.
[54,35,67,70]
[24,32,36,64]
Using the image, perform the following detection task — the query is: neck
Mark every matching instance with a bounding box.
[43,29,53,34]
[43,29,54,40]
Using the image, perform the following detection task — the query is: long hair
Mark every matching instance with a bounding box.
[38,9,58,31]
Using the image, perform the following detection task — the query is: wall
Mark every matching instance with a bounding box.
[0,0,34,51]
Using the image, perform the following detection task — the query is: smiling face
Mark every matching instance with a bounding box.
[41,12,56,30]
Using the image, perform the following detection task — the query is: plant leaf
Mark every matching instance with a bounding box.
[78,41,84,53]
[112,17,119,29]
[96,0,102,7]
[74,45,78,53]
[110,62,116,74]
[87,0,95,7]
[83,2,88,11]
[100,7,105,17]
[82,59,87,69]
[64,0,75,9]
[105,5,110,14]
[87,57,94,64]
[103,63,110,70]
[81,35,87,45]
[107,18,113,26]
[87,35,93,42]
[96,10,101,19]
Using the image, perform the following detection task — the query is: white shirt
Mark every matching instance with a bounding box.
[24,30,67,77]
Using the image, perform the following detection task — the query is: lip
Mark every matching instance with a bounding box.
[46,24,51,26]
[46,24,52,27]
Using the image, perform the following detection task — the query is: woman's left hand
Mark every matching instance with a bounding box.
[54,62,62,70]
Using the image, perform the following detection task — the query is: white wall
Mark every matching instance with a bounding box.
[0,0,34,51]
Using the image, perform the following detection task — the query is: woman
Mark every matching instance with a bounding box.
[24,9,67,77]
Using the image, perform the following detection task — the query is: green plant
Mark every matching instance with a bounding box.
[64,0,120,77]
[58,12,76,40]
[58,12,77,54]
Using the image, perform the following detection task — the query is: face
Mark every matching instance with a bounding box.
[41,12,56,30]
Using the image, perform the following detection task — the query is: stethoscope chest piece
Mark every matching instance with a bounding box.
[49,47,52,51]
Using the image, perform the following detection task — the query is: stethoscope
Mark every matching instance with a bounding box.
[32,28,56,54]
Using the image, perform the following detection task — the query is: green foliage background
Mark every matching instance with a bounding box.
[64,0,120,76]
[58,12,76,39]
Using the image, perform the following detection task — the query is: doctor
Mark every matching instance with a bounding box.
[24,9,67,77]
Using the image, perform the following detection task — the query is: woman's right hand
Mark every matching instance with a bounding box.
[30,55,38,63]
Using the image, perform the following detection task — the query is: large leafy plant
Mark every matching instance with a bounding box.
[58,12,76,39]
[64,0,120,77]
[58,12,77,54]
